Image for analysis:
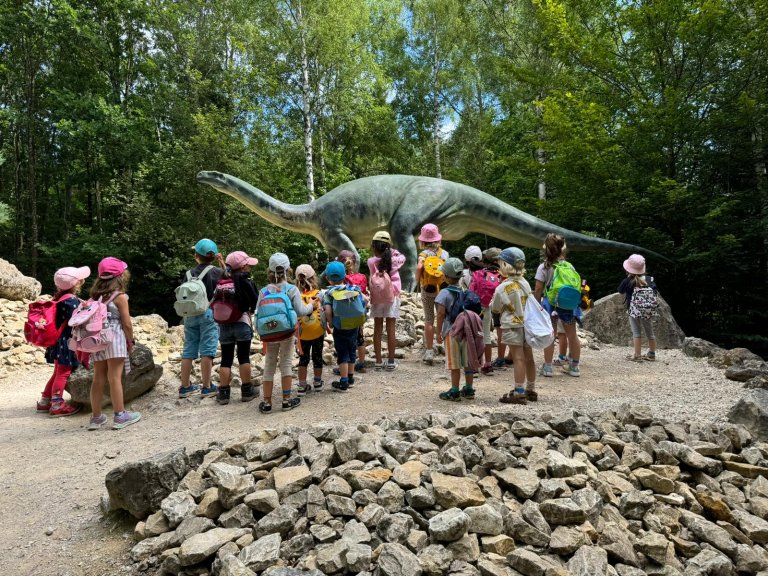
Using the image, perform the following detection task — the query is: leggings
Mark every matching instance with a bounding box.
[43,361,72,399]
[298,336,325,368]
[220,340,251,369]
[263,337,295,381]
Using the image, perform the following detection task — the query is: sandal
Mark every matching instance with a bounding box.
[626,355,643,362]
[644,352,656,361]
[499,388,528,405]
[439,388,461,402]
[460,385,475,399]
[525,389,538,402]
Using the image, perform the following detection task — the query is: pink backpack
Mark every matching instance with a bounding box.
[68,292,119,353]
[470,268,501,307]
[24,294,77,347]
[370,270,394,305]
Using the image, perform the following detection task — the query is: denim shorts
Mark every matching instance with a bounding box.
[333,328,358,365]
[219,322,253,345]
[182,309,219,359]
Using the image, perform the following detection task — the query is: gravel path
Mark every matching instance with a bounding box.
[0,343,736,575]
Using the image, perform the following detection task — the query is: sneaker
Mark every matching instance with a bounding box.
[354,361,367,373]
[423,349,435,366]
[539,364,554,377]
[282,397,301,411]
[113,410,141,430]
[297,382,312,396]
[88,414,108,430]
[200,384,219,399]
[385,360,398,371]
[241,382,257,402]
[259,401,272,414]
[563,364,581,377]
[217,386,231,405]
[49,401,81,417]
[504,358,514,366]
[374,363,384,371]
[460,385,476,399]
[331,380,350,392]
[491,358,506,369]
[347,376,356,388]
[439,388,461,401]
[644,352,656,362]
[36,398,51,413]
[178,384,201,398]
[553,355,568,367]
[480,363,494,375]
[313,379,324,392]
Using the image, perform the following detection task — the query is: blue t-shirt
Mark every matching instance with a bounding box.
[435,287,458,337]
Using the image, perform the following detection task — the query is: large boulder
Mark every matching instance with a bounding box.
[105,448,190,518]
[65,343,162,409]
[729,389,768,441]
[582,292,685,349]
[0,258,41,301]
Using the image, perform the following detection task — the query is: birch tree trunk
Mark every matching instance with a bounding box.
[297,1,315,202]
[431,29,442,180]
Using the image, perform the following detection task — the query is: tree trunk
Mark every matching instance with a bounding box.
[297,0,315,202]
[25,50,38,276]
[535,100,546,200]
[431,31,442,180]
[755,125,767,280]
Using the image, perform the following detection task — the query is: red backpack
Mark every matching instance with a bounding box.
[470,268,501,308]
[211,278,242,324]
[24,294,77,347]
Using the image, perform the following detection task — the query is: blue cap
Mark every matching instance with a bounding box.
[500,247,525,265]
[325,261,346,282]
[193,238,218,257]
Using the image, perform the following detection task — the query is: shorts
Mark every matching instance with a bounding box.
[333,328,358,365]
[218,322,253,345]
[556,308,577,326]
[370,297,401,319]
[444,333,468,370]
[492,312,501,329]
[298,335,325,368]
[421,291,438,324]
[182,309,219,359]
[481,307,493,345]
[501,327,525,346]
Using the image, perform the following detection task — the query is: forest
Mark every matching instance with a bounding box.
[0,0,766,356]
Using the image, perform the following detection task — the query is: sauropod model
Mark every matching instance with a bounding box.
[197,171,668,290]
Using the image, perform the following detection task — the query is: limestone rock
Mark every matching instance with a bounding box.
[0,259,41,300]
[729,389,768,441]
[429,508,470,542]
[431,472,486,509]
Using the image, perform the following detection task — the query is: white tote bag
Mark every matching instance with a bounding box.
[524,291,555,349]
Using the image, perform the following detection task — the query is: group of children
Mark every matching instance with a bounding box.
[35,224,659,428]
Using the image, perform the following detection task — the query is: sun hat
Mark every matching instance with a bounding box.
[269,252,291,272]
[483,247,501,262]
[97,257,128,279]
[623,254,646,275]
[372,231,392,244]
[53,266,91,290]
[226,251,258,270]
[325,261,346,282]
[418,223,442,243]
[295,264,316,279]
[337,250,357,263]
[440,257,464,279]
[193,238,218,257]
[464,245,482,262]
[499,247,525,266]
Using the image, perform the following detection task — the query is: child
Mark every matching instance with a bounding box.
[534,233,581,377]
[491,248,537,404]
[295,264,326,394]
[179,239,223,399]
[213,251,260,405]
[467,245,500,375]
[338,250,368,373]
[416,223,449,365]
[367,231,406,371]
[37,266,91,417]
[483,247,512,370]
[324,261,368,391]
[257,253,315,412]
[88,257,141,430]
[435,258,476,401]
[619,254,658,361]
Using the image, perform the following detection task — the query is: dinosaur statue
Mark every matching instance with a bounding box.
[197,171,668,290]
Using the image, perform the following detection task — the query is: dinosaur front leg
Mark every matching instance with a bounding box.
[323,230,361,272]
[389,225,419,292]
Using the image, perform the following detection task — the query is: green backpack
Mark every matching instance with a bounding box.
[545,261,582,310]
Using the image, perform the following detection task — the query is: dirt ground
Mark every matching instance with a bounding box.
[0,344,735,575]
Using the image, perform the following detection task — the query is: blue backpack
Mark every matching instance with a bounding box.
[446,286,483,323]
[328,285,366,330]
[256,284,298,342]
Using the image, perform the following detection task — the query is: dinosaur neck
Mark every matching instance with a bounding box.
[197,171,315,234]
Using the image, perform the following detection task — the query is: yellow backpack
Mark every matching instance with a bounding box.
[298,289,325,340]
[421,252,445,291]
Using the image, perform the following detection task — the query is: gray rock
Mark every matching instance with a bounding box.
[447,533,480,562]
[160,490,196,528]
[377,542,422,576]
[280,533,314,560]
[505,512,551,547]
[216,554,257,576]
[491,468,539,499]
[682,512,738,557]
[244,489,280,513]
[179,527,248,566]
[273,464,312,498]
[506,548,550,576]
[658,441,722,475]
[619,491,656,520]
[256,504,299,537]
[310,524,337,543]
[572,487,603,521]
[418,544,453,576]
[240,533,282,571]
[327,494,357,517]
[464,504,503,536]
[729,389,768,441]
[342,519,372,544]
[322,475,353,496]
[567,545,609,576]
[104,447,189,519]
[0,258,41,300]
[731,508,768,544]
[599,521,640,566]
[429,508,471,542]
[407,486,436,510]
[549,525,589,555]
[346,542,373,572]
[539,498,588,525]
[546,450,588,477]
[358,502,387,528]
[220,503,255,528]
[378,512,415,544]
[521,500,551,536]
[621,444,654,470]
[261,435,296,461]
[316,539,349,573]
[480,535,515,556]
[682,337,722,358]
[431,472,486,509]
[634,532,669,564]
[379,481,407,512]
[684,548,732,575]
[455,416,491,435]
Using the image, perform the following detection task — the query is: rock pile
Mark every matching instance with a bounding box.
[0,258,41,301]
[118,405,768,575]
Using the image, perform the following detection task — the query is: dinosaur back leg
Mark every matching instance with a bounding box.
[389,223,419,292]
[323,230,361,272]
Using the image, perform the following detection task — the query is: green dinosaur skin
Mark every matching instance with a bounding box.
[197,171,668,290]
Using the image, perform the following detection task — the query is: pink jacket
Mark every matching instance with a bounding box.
[449,310,485,371]
[368,250,406,296]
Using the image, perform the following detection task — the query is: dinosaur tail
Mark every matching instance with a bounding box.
[196,171,310,231]
[545,225,671,262]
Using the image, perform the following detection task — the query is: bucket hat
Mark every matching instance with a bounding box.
[623,254,646,275]
[418,223,442,243]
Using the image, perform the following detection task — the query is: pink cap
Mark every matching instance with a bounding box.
[464,245,482,261]
[53,266,91,290]
[623,254,646,275]
[98,257,128,279]
[295,264,316,278]
[419,223,442,243]
[226,251,258,270]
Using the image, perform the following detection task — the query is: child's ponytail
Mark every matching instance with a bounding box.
[372,241,392,274]
[543,233,565,268]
